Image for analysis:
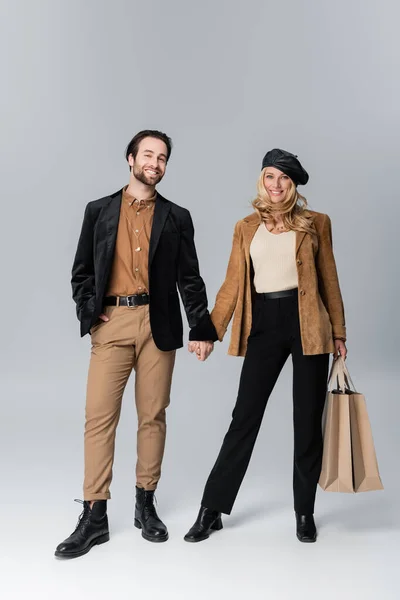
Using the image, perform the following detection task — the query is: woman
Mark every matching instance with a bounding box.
[185,148,347,543]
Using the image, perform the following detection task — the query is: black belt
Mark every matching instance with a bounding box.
[104,293,150,307]
[257,288,298,300]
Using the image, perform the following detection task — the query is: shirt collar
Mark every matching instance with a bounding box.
[123,186,156,207]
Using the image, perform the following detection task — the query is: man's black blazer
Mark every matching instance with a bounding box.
[71,189,217,351]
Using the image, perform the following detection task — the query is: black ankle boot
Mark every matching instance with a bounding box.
[295,513,317,543]
[134,487,168,543]
[184,506,223,543]
[55,500,109,558]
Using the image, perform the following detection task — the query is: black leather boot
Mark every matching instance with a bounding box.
[184,506,223,543]
[296,513,317,543]
[55,500,109,558]
[134,487,168,543]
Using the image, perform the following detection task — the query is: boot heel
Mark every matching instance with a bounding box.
[134,518,142,530]
[95,532,110,546]
[211,517,223,531]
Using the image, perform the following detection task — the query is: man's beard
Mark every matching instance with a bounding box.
[132,165,163,186]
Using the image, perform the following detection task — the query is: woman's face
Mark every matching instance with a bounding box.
[263,167,292,203]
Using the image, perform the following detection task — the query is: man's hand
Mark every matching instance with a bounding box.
[188,340,214,361]
[98,313,110,322]
[333,339,347,360]
[188,341,198,356]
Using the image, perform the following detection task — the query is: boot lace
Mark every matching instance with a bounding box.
[73,499,91,533]
[143,492,158,519]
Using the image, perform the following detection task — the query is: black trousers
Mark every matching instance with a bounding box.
[202,291,329,515]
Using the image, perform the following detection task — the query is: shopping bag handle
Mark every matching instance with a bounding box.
[328,358,346,392]
[338,356,358,393]
[328,356,357,393]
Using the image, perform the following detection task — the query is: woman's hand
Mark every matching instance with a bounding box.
[333,339,347,360]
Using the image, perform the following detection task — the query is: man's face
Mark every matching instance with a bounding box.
[128,137,168,186]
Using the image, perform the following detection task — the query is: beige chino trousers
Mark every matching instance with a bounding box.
[84,304,176,500]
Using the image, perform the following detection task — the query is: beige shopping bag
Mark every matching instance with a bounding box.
[319,357,383,493]
[319,358,353,492]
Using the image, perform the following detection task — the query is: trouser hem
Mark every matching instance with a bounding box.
[295,508,315,515]
[136,484,158,492]
[294,500,316,515]
[201,496,233,516]
[83,492,111,501]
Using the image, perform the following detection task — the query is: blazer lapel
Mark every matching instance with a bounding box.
[295,231,307,255]
[104,190,122,255]
[93,189,122,295]
[242,213,261,266]
[149,193,171,265]
[295,210,314,255]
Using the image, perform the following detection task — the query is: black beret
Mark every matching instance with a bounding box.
[261,148,309,186]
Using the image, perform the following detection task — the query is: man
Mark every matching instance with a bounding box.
[55,130,216,558]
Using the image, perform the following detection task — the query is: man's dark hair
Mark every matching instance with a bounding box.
[125,130,173,163]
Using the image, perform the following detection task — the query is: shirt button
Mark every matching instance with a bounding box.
[135,268,139,272]
[135,229,139,233]
[138,287,142,290]
[137,211,140,215]
[300,290,306,296]
[297,259,302,265]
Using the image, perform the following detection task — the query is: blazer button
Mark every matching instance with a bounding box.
[297,259,302,265]
[300,290,306,296]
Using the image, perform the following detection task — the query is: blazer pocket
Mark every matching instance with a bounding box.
[317,295,333,337]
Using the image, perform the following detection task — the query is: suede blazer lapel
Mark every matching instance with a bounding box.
[241,213,260,272]
[296,209,314,255]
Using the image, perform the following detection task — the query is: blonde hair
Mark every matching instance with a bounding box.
[252,167,315,236]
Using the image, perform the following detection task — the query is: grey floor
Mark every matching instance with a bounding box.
[1,366,398,599]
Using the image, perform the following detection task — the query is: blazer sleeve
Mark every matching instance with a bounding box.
[210,221,241,341]
[177,210,218,341]
[315,214,346,341]
[71,203,96,321]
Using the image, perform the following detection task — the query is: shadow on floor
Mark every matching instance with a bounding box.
[224,500,286,528]
[320,495,398,532]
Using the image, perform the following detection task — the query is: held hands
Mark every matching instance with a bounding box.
[333,339,347,360]
[189,339,347,362]
[188,340,214,361]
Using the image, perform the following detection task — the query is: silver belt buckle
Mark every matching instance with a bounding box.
[126,295,135,308]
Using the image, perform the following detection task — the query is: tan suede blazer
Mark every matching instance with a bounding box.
[211,210,346,356]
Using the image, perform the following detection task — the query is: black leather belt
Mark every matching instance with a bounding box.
[257,288,298,300]
[104,293,150,307]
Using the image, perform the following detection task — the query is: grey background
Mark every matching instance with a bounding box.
[1,1,399,599]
